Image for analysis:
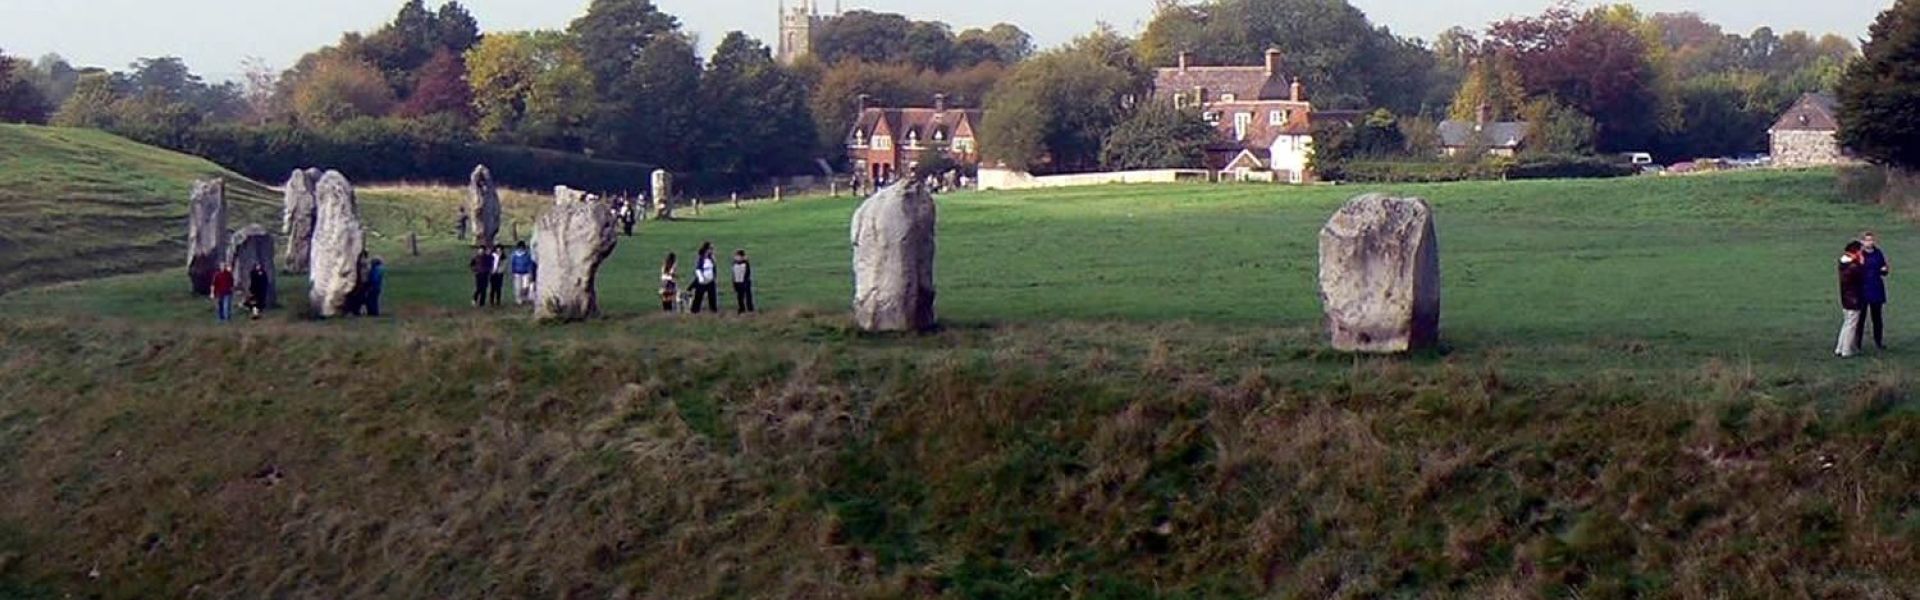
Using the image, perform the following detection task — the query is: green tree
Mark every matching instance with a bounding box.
[52,71,121,128]
[1099,101,1215,170]
[0,52,50,124]
[1519,98,1597,155]
[698,32,818,182]
[567,0,681,95]
[1136,0,1437,112]
[813,11,915,65]
[289,52,396,128]
[599,33,701,167]
[465,31,593,149]
[1838,0,1920,170]
[980,48,1134,173]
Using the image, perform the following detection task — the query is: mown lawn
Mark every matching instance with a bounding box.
[7,168,1910,376]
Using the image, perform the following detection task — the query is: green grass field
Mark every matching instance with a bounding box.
[2,127,1919,598]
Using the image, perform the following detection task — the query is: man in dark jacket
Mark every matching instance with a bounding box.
[470,245,493,308]
[1860,231,1892,350]
[1838,241,1868,358]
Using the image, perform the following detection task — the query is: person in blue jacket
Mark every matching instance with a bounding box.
[364,257,386,317]
[1859,231,1893,350]
[511,241,538,305]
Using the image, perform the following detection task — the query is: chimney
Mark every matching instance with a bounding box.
[1476,103,1492,131]
[1193,86,1206,104]
[1289,77,1303,103]
[857,93,871,113]
[1264,48,1282,77]
[934,93,947,112]
[1178,51,1189,72]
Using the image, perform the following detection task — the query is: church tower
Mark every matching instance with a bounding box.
[776,1,815,65]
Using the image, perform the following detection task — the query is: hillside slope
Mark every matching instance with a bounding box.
[0,125,280,294]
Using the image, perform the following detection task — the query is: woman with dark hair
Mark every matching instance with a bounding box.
[660,252,680,313]
[691,241,719,314]
[1838,240,1868,358]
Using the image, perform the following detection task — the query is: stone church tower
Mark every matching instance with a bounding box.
[777,0,840,64]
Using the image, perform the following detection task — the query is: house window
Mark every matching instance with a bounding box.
[873,135,892,151]
[906,131,920,149]
[853,131,867,148]
[1204,111,1221,124]
[953,137,974,153]
[1234,112,1252,141]
[1221,93,1237,102]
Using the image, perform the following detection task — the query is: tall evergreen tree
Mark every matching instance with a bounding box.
[1838,0,1920,170]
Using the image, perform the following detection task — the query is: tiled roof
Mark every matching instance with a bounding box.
[1770,93,1840,132]
[1437,120,1530,149]
[1152,66,1293,102]
[848,107,985,145]
[1200,101,1314,151]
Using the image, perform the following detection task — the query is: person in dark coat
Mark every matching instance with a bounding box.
[364,257,386,317]
[732,249,755,314]
[470,245,493,308]
[1838,241,1868,358]
[488,246,507,306]
[245,264,271,319]
[1860,231,1892,350]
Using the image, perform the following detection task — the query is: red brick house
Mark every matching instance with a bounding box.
[1152,49,1347,182]
[846,94,985,187]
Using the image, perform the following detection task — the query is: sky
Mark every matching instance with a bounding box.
[0,0,1889,81]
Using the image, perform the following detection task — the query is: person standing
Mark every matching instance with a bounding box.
[660,252,680,313]
[732,249,756,314]
[1861,231,1893,350]
[488,245,507,306]
[455,207,470,241]
[469,245,492,308]
[1838,241,1869,358]
[211,264,236,322]
[691,242,719,314]
[346,250,371,315]
[511,241,537,305]
[364,257,386,317]
[246,264,270,319]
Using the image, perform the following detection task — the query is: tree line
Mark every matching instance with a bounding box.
[0,0,1876,184]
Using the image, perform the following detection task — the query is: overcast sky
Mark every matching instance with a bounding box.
[0,0,1887,81]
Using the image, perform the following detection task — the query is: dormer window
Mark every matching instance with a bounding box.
[1204,111,1221,124]
[1270,110,1284,125]
[853,130,868,147]
[1221,93,1237,102]
[1798,114,1811,126]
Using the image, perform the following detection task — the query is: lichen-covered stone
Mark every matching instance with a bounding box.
[186,179,228,294]
[470,165,501,248]
[850,182,937,332]
[281,169,317,273]
[308,171,364,317]
[1317,193,1440,353]
[532,189,618,321]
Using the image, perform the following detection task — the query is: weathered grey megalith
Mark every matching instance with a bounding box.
[1317,193,1440,353]
[186,178,228,295]
[281,169,318,273]
[850,182,937,332]
[531,189,618,321]
[469,165,501,248]
[651,169,674,220]
[229,224,278,308]
[308,171,365,317]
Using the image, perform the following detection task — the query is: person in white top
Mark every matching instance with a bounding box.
[691,241,719,314]
[732,249,755,314]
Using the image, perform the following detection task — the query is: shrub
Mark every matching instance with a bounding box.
[1330,154,1634,183]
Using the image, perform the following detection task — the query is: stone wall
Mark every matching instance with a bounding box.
[976,168,1213,191]
[1772,130,1853,167]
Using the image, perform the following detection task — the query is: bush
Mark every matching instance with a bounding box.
[112,119,656,193]
[1328,154,1635,183]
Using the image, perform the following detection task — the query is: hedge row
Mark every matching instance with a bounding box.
[113,119,658,194]
[1327,154,1638,183]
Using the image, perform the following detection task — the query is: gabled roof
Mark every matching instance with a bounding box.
[1437,120,1530,149]
[1152,66,1293,102]
[1201,101,1314,151]
[1770,93,1840,132]
[1224,148,1270,170]
[848,107,985,145]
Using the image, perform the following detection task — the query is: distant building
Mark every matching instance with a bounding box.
[777,0,843,65]
[846,94,986,186]
[1150,49,1328,183]
[1769,93,1853,167]
[1437,105,1530,157]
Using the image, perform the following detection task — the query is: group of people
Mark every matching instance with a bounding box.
[470,242,538,307]
[659,242,755,315]
[1837,231,1894,358]
[208,263,273,322]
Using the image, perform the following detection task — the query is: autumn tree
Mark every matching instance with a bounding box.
[289,52,396,128]
[396,50,472,119]
[1838,0,1920,170]
[465,31,593,149]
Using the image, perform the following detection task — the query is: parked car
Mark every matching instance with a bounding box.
[1619,152,1654,166]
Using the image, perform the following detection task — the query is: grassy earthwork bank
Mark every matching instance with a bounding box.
[2,149,1920,597]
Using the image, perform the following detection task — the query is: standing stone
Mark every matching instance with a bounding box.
[651,169,674,220]
[850,182,937,332]
[308,171,365,317]
[469,165,501,248]
[186,179,228,295]
[532,188,618,321]
[1317,193,1441,353]
[229,224,278,308]
[281,169,318,274]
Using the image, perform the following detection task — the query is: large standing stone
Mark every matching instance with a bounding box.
[308,171,365,317]
[229,224,278,308]
[1317,193,1440,353]
[469,165,501,248]
[185,178,228,295]
[850,182,937,332]
[281,169,318,274]
[651,169,674,220]
[531,188,618,321]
